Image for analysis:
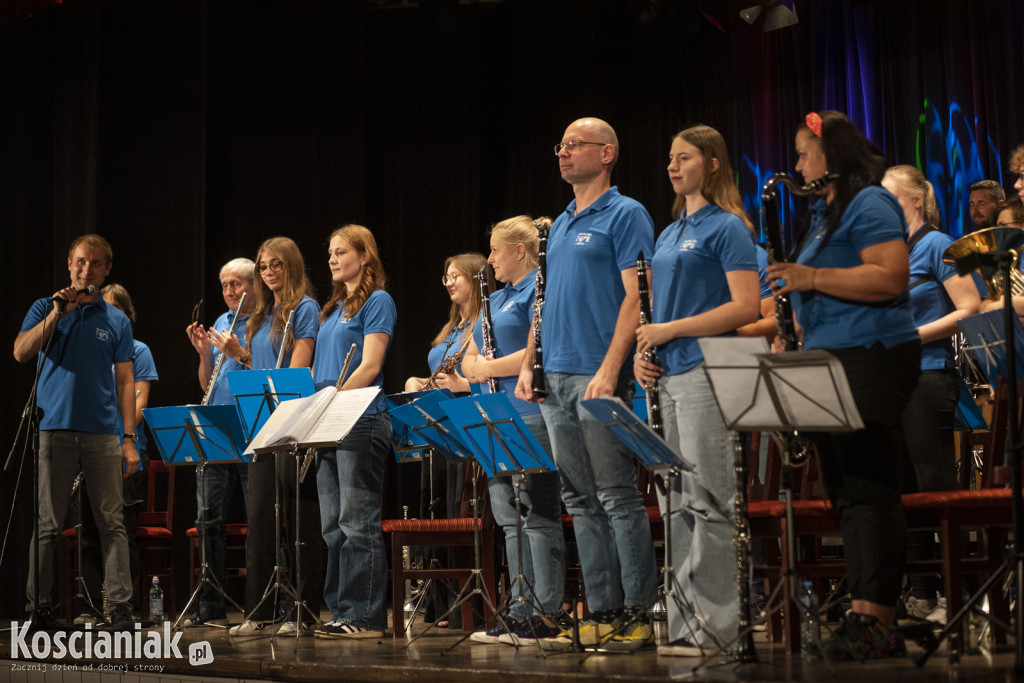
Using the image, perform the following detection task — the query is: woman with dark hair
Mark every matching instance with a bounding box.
[403,252,487,627]
[768,111,921,660]
[633,124,760,655]
[312,225,396,638]
[226,236,324,636]
[461,216,566,645]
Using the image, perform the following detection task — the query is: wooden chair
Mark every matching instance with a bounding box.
[382,463,496,637]
[136,460,176,618]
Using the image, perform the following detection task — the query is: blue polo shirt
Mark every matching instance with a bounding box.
[470,269,540,417]
[651,204,758,375]
[20,297,134,433]
[250,295,320,370]
[207,309,251,406]
[542,187,655,374]
[756,244,773,300]
[313,289,396,414]
[792,187,918,350]
[128,339,159,453]
[908,227,959,370]
[428,324,471,374]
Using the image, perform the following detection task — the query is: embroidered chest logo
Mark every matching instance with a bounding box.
[679,239,698,252]
[95,328,110,342]
[575,232,592,246]
[502,300,516,312]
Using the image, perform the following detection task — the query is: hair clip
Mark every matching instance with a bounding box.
[805,112,823,138]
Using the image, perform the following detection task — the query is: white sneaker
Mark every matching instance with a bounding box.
[73,612,100,626]
[905,595,938,620]
[229,619,275,636]
[276,620,313,636]
[925,598,947,625]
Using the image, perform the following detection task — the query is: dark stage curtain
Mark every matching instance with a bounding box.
[1,0,1022,618]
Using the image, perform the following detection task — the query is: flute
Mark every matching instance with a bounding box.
[275,308,296,369]
[201,292,246,406]
[301,343,357,483]
[635,251,663,437]
[477,265,499,393]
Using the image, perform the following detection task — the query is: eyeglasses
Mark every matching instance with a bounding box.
[441,273,463,286]
[553,140,608,156]
[258,259,285,274]
[191,298,204,326]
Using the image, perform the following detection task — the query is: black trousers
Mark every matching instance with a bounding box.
[244,452,325,621]
[816,340,921,607]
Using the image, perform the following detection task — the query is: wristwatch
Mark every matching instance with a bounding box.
[123,433,138,441]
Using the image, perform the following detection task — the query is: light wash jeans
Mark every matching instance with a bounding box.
[660,366,739,648]
[195,461,250,616]
[28,431,132,611]
[487,411,566,619]
[316,411,391,631]
[539,373,658,613]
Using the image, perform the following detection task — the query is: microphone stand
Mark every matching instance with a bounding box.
[5,298,69,624]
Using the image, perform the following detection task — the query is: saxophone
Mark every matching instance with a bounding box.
[635,251,663,437]
[201,292,246,406]
[477,265,499,393]
[530,219,550,399]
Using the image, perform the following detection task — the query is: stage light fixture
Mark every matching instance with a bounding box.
[740,0,798,32]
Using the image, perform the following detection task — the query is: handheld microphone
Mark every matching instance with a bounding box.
[52,284,97,304]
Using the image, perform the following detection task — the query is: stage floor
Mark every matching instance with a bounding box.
[1,611,1018,683]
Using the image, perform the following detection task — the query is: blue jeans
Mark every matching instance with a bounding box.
[487,411,565,619]
[316,411,391,630]
[195,461,250,615]
[660,366,739,648]
[539,373,658,612]
[28,431,132,611]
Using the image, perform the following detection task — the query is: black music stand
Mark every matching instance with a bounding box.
[439,393,556,653]
[581,397,704,654]
[698,336,862,667]
[917,231,1024,672]
[144,404,248,629]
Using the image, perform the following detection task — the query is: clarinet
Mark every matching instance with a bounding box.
[275,308,296,369]
[635,251,664,437]
[732,433,757,662]
[201,292,246,406]
[760,172,837,351]
[530,220,549,399]
[477,265,499,393]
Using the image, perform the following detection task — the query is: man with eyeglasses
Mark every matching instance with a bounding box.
[517,117,658,651]
[183,257,257,626]
[14,234,139,632]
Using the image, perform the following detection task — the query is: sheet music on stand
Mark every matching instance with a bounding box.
[226,367,316,441]
[581,396,693,472]
[387,389,454,462]
[245,386,381,456]
[388,389,474,461]
[697,337,863,433]
[958,309,1024,390]
[441,393,556,478]
[143,404,249,465]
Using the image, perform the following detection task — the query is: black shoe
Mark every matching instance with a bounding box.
[28,607,62,632]
[109,604,134,631]
[820,612,907,661]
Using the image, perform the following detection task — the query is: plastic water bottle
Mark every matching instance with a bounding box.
[798,580,819,655]
[149,577,164,623]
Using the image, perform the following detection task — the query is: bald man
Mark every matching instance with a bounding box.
[517,117,658,651]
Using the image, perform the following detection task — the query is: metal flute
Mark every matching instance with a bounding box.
[275,308,297,369]
[201,292,246,406]
[300,342,357,483]
[477,265,499,393]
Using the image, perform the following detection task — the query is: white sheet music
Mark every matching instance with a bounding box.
[245,386,380,455]
[306,387,381,444]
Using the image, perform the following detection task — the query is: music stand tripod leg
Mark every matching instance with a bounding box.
[70,468,102,622]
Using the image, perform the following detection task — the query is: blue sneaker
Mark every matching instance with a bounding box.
[497,616,561,646]
[470,617,525,644]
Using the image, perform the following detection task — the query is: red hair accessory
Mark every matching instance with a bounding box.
[805,112,823,138]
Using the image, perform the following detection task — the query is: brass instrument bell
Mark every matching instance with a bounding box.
[944,227,1024,300]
